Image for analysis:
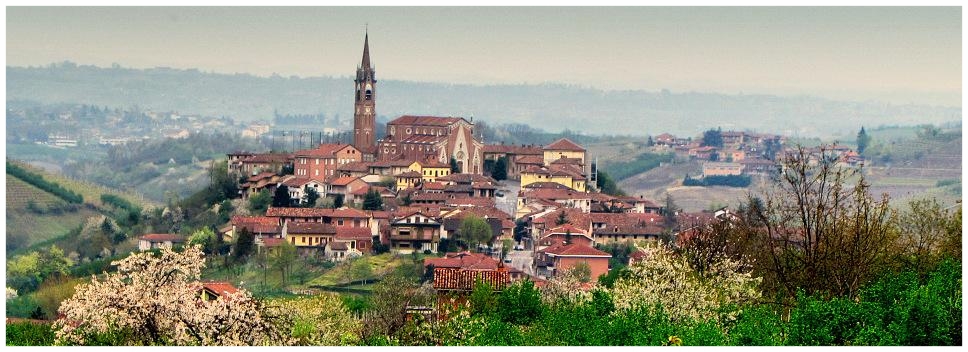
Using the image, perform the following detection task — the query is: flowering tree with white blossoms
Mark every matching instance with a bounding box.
[610,244,761,323]
[53,245,288,346]
[541,266,595,305]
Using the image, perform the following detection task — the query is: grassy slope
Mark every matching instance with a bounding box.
[6,161,159,252]
[6,177,101,249]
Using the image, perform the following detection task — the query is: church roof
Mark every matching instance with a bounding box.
[361,31,372,69]
[388,115,464,127]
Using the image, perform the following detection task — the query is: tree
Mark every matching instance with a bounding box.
[188,227,217,254]
[596,170,625,196]
[450,157,460,173]
[332,194,344,209]
[272,241,298,286]
[555,211,568,226]
[362,189,383,210]
[350,256,373,287]
[856,126,871,154]
[302,188,319,208]
[469,280,497,317]
[611,244,761,323]
[896,198,961,277]
[360,272,434,342]
[496,279,543,325]
[571,261,592,283]
[53,246,287,346]
[273,185,291,207]
[269,293,362,345]
[233,227,255,262]
[702,128,723,148]
[663,193,678,227]
[739,145,898,299]
[458,216,494,250]
[492,156,508,181]
[248,189,272,213]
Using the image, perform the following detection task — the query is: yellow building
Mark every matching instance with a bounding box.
[409,160,451,183]
[542,138,587,166]
[395,170,423,190]
[520,165,587,192]
[284,222,336,251]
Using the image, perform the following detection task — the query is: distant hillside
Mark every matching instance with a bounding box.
[6,160,157,253]
[7,62,961,137]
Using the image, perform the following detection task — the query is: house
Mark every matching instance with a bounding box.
[425,250,523,280]
[389,211,442,254]
[138,233,185,251]
[200,281,240,301]
[689,146,719,160]
[409,159,452,183]
[395,171,423,191]
[226,216,281,241]
[281,177,326,205]
[482,144,544,180]
[431,266,512,318]
[327,176,369,201]
[284,222,336,254]
[702,162,744,177]
[520,164,587,192]
[536,241,612,280]
[293,143,362,179]
[230,153,292,177]
[654,133,676,146]
[265,207,372,229]
[739,158,778,175]
[336,161,372,178]
[542,138,586,168]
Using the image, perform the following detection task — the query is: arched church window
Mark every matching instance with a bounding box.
[365,83,373,100]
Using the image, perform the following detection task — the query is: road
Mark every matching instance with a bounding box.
[495,179,520,217]
[506,248,534,276]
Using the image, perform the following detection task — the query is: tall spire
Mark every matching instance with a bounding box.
[361,27,371,69]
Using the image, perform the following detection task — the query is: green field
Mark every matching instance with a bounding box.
[6,176,101,251]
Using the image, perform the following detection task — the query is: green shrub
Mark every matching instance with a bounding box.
[6,321,56,346]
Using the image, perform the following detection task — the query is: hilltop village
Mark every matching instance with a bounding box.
[201,33,845,290]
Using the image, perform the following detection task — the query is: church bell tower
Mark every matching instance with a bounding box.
[353,30,376,150]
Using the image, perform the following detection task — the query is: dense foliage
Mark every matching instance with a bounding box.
[682,174,751,187]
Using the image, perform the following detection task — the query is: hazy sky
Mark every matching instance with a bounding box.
[6,6,962,106]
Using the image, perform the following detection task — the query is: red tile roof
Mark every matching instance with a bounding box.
[266,207,370,218]
[337,161,371,172]
[396,171,423,178]
[421,181,446,190]
[201,281,239,297]
[445,197,496,208]
[424,251,500,270]
[514,155,545,165]
[546,224,588,236]
[330,176,362,186]
[286,222,336,234]
[388,115,464,127]
[543,242,611,257]
[260,237,287,247]
[544,138,585,152]
[432,267,510,291]
[294,143,356,158]
[231,216,280,234]
[335,226,372,240]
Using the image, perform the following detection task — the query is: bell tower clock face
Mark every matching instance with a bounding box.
[365,106,372,114]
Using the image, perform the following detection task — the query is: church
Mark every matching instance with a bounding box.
[351,32,484,174]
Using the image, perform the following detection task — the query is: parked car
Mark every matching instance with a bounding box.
[503,258,512,263]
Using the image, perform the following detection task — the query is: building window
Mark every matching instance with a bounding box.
[406,128,412,134]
